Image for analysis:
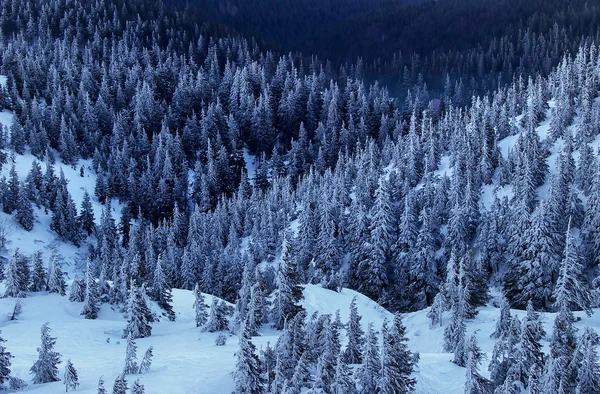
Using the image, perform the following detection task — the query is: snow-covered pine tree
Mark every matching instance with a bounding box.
[30,323,61,384]
[378,314,417,394]
[543,306,577,393]
[343,296,365,364]
[0,331,12,386]
[4,250,24,298]
[519,301,545,388]
[81,259,100,319]
[233,322,263,394]
[112,374,127,394]
[30,250,47,292]
[69,275,86,302]
[333,352,357,394]
[553,219,593,316]
[205,298,229,332]
[427,292,446,328]
[150,254,175,321]
[123,283,153,339]
[272,232,304,330]
[464,333,492,394]
[356,323,381,394]
[47,252,66,296]
[261,342,276,392]
[78,190,95,236]
[138,346,153,374]
[98,376,107,394]
[488,316,521,388]
[123,333,138,375]
[491,294,512,339]
[444,287,468,362]
[575,327,600,394]
[63,359,79,392]
[193,284,208,328]
[131,379,145,394]
[15,185,34,231]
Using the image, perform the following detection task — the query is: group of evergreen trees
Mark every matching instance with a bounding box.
[233,296,417,394]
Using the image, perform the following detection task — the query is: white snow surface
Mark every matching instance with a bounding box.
[2,284,600,393]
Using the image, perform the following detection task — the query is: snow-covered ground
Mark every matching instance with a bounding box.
[2,282,600,393]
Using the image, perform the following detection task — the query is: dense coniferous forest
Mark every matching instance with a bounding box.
[0,0,597,392]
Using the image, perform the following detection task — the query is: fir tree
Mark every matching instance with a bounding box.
[0,331,12,386]
[64,359,79,392]
[464,333,491,394]
[272,233,304,330]
[193,284,208,328]
[427,292,446,328]
[4,250,24,298]
[123,284,153,339]
[575,328,600,394]
[47,253,66,296]
[356,323,381,394]
[112,374,127,394]
[233,322,263,394]
[333,353,357,394]
[138,346,153,374]
[78,190,95,236]
[131,379,145,394]
[69,275,86,302]
[81,260,100,319]
[30,251,47,292]
[378,315,417,394]
[206,298,230,332]
[15,185,34,231]
[553,219,593,316]
[343,296,365,364]
[123,334,138,375]
[98,377,107,394]
[30,323,61,384]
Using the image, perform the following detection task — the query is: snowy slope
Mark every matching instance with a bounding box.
[3,283,600,393]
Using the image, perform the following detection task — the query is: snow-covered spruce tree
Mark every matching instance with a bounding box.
[112,374,127,394]
[123,333,138,375]
[553,219,593,317]
[488,316,521,388]
[519,301,545,388]
[464,333,492,394]
[69,275,86,302]
[233,321,263,394]
[333,352,357,394]
[81,259,100,319]
[4,250,24,298]
[8,299,21,321]
[356,179,394,303]
[343,296,365,364]
[194,284,208,328]
[78,190,95,236]
[97,376,107,394]
[15,185,34,231]
[63,359,79,392]
[138,346,153,374]
[30,323,61,384]
[444,287,468,364]
[47,252,66,296]
[491,294,511,339]
[575,327,600,394]
[378,315,417,394]
[356,323,381,394]
[150,254,175,321]
[261,342,276,392]
[123,283,153,339]
[30,250,47,292]
[427,292,446,328]
[206,298,229,332]
[0,331,12,387]
[543,305,577,393]
[272,232,304,330]
[131,379,145,394]
[246,282,267,336]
